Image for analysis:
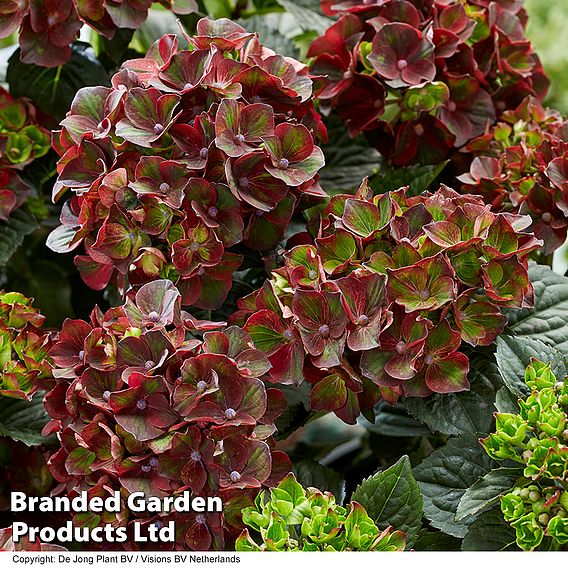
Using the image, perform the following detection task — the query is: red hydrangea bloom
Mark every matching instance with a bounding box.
[47,20,326,311]
[43,279,290,551]
[0,88,50,221]
[1,0,199,67]
[236,183,541,423]
[309,0,548,165]
[459,96,568,254]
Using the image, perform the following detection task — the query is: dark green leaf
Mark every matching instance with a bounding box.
[461,507,520,551]
[0,209,38,267]
[369,401,432,437]
[456,468,522,521]
[319,115,382,195]
[494,386,519,413]
[495,335,566,398]
[413,435,496,538]
[7,43,110,124]
[370,161,448,196]
[276,0,333,34]
[404,357,502,436]
[274,383,314,441]
[351,455,422,547]
[237,14,300,59]
[503,263,568,355]
[413,530,461,551]
[293,459,345,503]
[0,396,51,446]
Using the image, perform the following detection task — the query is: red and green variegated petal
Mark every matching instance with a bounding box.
[317,229,358,275]
[241,440,272,486]
[190,252,241,310]
[114,413,165,442]
[146,393,178,429]
[158,49,211,91]
[134,279,181,326]
[342,198,388,238]
[226,152,288,212]
[334,388,360,426]
[449,249,483,286]
[384,349,423,380]
[292,289,330,330]
[347,312,391,352]
[265,147,324,186]
[482,257,533,308]
[65,447,96,476]
[453,299,508,347]
[269,341,305,386]
[285,245,321,288]
[482,216,520,259]
[238,378,268,420]
[243,310,289,356]
[244,194,295,251]
[310,374,347,412]
[423,221,462,248]
[311,335,346,369]
[93,223,134,260]
[116,336,153,368]
[425,352,470,394]
[424,320,461,358]
[240,103,274,139]
[387,266,428,310]
[264,123,314,164]
[74,256,114,291]
[429,276,458,310]
[298,327,326,358]
[120,87,162,128]
[235,349,271,379]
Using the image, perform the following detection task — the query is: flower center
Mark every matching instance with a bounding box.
[137,399,147,410]
[141,464,152,473]
[78,350,85,360]
[229,471,241,482]
[208,206,218,218]
[149,457,158,467]
[397,59,409,70]
[395,341,406,354]
[279,158,290,169]
[190,241,201,252]
[47,14,59,26]
[145,360,154,369]
[195,514,207,524]
[448,101,457,112]
[419,289,430,300]
[153,123,164,134]
[159,182,170,193]
[235,134,246,143]
[196,380,208,391]
[308,269,317,279]
[239,177,250,189]
[191,451,201,461]
[357,314,370,327]
[184,83,194,91]
[198,267,206,276]
[147,310,160,322]
[252,95,261,103]
[200,147,209,159]
[103,390,111,402]
[542,212,553,224]
[225,408,237,420]
[283,329,293,340]
[414,124,425,136]
[424,353,434,365]
[342,70,351,80]
[319,324,330,338]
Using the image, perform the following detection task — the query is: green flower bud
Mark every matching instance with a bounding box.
[525,361,556,390]
[495,413,529,446]
[501,493,525,521]
[537,408,566,437]
[547,515,568,545]
[511,512,545,550]
[538,513,550,525]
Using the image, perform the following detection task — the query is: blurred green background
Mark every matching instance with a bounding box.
[526,0,568,114]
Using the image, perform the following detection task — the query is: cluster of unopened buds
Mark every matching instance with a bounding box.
[0,88,50,222]
[236,473,406,551]
[47,18,326,311]
[482,360,568,550]
[234,181,541,423]
[309,0,548,165]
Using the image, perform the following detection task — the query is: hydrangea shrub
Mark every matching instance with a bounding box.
[459,96,568,254]
[235,473,406,551]
[43,279,291,550]
[0,0,199,67]
[310,0,548,165]
[0,88,50,222]
[46,19,326,310]
[481,360,568,551]
[237,182,541,422]
[0,291,52,400]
